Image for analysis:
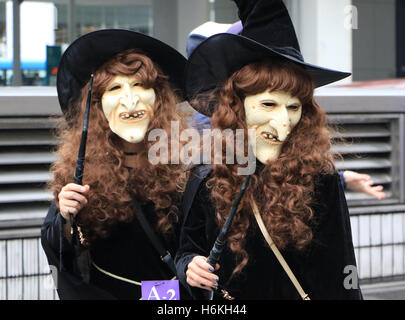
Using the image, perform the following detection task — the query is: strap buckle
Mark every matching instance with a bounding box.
[161,251,172,262]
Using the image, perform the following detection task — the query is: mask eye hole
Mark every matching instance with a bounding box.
[262,102,276,108]
[108,85,121,92]
[287,105,301,111]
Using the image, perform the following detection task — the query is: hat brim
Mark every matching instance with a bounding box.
[57,29,187,114]
[185,33,351,116]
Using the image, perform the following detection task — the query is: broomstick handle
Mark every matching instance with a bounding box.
[206,175,250,267]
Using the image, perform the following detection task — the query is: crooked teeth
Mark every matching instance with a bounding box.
[120,111,146,120]
[262,132,277,140]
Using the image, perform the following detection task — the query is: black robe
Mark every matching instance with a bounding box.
[175,165,363,300]
[41,200,191,300]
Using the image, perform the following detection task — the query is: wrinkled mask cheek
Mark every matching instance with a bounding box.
[289,108,302,130]
[102,95,119,130]
[137,88,156,109]
[254,136,282,164]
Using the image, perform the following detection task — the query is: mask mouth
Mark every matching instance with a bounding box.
[260,131,283,145]
[118,110,149,122]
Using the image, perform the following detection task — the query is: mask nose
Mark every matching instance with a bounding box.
[119,83,139,112]
[268,106,290,142]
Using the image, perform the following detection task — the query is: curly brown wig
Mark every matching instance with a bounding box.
[49,49,188,246]
[205,59,336,275]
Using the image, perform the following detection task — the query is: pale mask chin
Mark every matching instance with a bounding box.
[101,75,156,144]
[244,90,302,164]
[110,122,149,144]
[254,136,282,164]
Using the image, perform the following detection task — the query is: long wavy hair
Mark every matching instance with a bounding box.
[49,49,188,246]
[204,59,336,276]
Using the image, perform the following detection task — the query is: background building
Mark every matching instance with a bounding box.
[0,0,403,86]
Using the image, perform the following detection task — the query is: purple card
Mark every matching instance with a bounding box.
[141,280,180,300]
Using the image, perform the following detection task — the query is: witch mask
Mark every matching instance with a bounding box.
[244,90,302,164]
[101,74,156,144]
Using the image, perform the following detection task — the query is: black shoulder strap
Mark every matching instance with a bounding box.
[132,198,177,276]
[182,164,213,218]
[131,165,213,278]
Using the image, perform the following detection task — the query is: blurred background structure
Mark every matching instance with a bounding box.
[0,0,404,300]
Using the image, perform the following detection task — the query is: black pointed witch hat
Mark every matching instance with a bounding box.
[185,0,351,116]
[57,29,187,114]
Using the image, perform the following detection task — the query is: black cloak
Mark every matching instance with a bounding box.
[41,201,191,300]
[175,165,363,300]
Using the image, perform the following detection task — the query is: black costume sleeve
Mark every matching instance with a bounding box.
[41,201,75,272]
[40,201,114,299]
[301,173,363,300]
[174,165,214,299]
[338,170,346,189]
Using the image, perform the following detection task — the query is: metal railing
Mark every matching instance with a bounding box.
[0,237,57,300]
